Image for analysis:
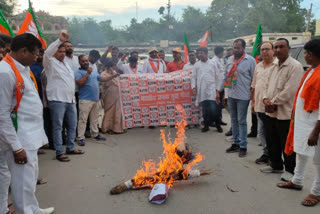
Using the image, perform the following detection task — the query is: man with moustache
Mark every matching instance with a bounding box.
[76,55,106,146]
[224,39,256,157]
[0,33,54,214]
[44,31,85,162]
[251,42,278,164]
[142,47,166,74]
[260,38,304,182]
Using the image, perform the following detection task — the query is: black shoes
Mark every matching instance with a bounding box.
[84,130,91,138]
[220,121,227,126]
[225,128,232,136]
[255,154,269,164]
[201,127,209,132]
[216,126,223,133]
[226,144,240,153]
[247,132,257,138]
[239,148,247,157]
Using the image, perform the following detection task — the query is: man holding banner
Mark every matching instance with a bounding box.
[191,47,223,133]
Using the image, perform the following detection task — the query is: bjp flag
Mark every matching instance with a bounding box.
[17,0,47,49]
[0,9,14,36]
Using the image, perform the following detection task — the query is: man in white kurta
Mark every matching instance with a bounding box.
[277,39,320,206]
[0,34,54,214]
[117,54,144,74]
[191,47,222,133]
[142,48,166,74]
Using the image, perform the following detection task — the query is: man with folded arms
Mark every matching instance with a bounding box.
[260,38,304,182]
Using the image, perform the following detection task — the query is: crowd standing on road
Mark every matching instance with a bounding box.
[0,30,320,213]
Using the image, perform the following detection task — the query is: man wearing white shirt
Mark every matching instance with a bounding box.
[0,33,54,214]
[44,31,84,162]
[63,40,80,75]
[142,47,166,74]
[182,51,197,71]
[191,47,223,133]
[277,39,320,207]
[117,53,144,74]
[212,46,227,127]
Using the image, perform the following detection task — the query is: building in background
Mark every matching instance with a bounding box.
[226,32,311,46]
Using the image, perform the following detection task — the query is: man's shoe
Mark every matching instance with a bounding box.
[84,130,91,138]
[260,166,283,173]
[201,127,209,132]
[247,132,257,138]
[216,126,223,133]
[225,128,232,136]
[77,139,85,146]
[226,144,240,153]
[281,171,294,182]
[39,207,55,214]
[209,122,216,127]
[94,135,106,141]
[239,148,247,157]
[220,121,227,126]
[255,154,269,164]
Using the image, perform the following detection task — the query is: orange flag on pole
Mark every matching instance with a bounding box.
[17,0,47,49]
[199,31,209,47]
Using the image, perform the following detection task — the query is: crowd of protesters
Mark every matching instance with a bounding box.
[0,29,320,214]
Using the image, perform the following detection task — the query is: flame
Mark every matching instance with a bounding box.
[133,105,204,188]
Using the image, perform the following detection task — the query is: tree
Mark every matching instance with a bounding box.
[158,6,165,15]
[0,0,16,17]
[181,6,208,42]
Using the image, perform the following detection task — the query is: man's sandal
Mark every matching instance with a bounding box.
[56,154,70,162]
[66,149,85,155]
[301,194,320,207]
[37,178,47,185]
[277,181,303,190]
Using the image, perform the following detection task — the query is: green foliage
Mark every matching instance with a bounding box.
[5,0,309,45]
[0,0,16,17]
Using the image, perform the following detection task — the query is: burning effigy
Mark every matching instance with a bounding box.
[110,105,212,198]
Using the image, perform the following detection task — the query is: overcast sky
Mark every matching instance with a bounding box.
[16,0,319,27]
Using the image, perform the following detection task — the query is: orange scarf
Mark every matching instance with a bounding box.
[149,58,160,73]
[129,64,138,74]
[285,65,320,155]
[3,54,38,131]
[224,52,246,88]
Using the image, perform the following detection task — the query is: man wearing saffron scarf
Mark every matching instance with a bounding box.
[225,39,256,157]
[117,53,144,74]
[0,33,54,214]
[260,38,304,182]
[142,47,166,74]
[277,39,320,207]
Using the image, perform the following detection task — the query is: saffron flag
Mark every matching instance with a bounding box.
[252,23,262,63]
[183,32,190,63]
[199,31,209,47]
[0,9,14,36]
[17,0,47,49]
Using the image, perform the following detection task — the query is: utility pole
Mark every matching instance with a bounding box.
[167,0,171,42]
[136,1,138,22]
[306,3,313,32]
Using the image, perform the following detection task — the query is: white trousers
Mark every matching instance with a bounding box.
[5,149,40,214]
[292,145,320,196]
[0,151,11,214]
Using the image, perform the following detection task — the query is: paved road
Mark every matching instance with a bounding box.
[36,111,319,214]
